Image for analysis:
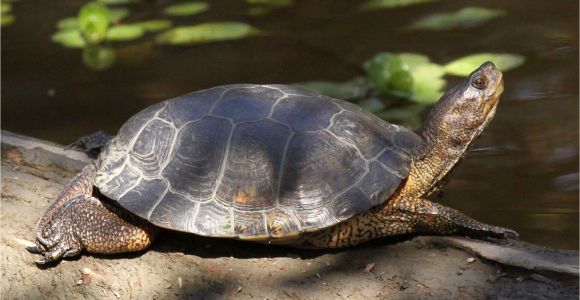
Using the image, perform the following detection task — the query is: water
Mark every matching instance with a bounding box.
[2,0,578,249]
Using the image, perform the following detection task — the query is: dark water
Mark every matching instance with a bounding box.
[2,1,578,249]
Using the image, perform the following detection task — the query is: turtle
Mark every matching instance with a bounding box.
[27,61,517,264]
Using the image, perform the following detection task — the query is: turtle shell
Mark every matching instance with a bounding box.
[94,84,421,239]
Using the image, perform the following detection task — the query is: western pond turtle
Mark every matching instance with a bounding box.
[28,62,517,264]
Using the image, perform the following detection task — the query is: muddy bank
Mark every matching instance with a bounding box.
[1,130,578,299]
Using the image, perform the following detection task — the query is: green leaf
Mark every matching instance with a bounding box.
[106,24,145,41]
[397,53,430,68]
[398,53,446,103]
[164,2,209,16]
[155,22,259,45]
[408,7,505,30]
[109,8,130,22]
[359,0,436,11]
[133,19,173,32]
[78,3,111,44]
[364,52,446,104]
[1,14,14,27]
[57,17,79,30]
[52,29,87,48]
[1,2,11,14]
[444,53,525,76]
[83,46,116,70]
[364,52,410,97]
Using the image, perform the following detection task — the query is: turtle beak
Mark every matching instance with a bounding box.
[485,78,503,112]
[482,66,504,116]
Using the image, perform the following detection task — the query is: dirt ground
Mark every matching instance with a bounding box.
[1,130,578,299]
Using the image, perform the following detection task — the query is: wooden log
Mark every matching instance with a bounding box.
[1,130,578,299]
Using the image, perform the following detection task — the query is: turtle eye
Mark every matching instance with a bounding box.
[471,76,487,90]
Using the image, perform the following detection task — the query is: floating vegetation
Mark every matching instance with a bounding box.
[51,1,261,70]
[298,51,525,126]
[444,53,525,76]
[106,24,145,41]
[163,2,209,17]
[408,7,506,30]
[1,0,15,27]
[155,22,259,45]
[364,52,446,104]
[359,0,436,11]
[82,46,116,70]
[78,3,111,43]
[52,29,87,48]
[133,20,173,32]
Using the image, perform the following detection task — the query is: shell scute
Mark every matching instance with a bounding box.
[96,84,420,238]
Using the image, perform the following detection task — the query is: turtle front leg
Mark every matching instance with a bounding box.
[303,198,517,248]
[28,165,158,264]
[382,197,519,239]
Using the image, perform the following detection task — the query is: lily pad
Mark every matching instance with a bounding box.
[364,52,446,104]
[109,8,130,22]
[52,29,86,48]
[364,52,410,97]
[408,7,505,30]
[106,24,144,41]
[78,3,111,44]
[155,22,259,45]
[83,46,116,71]
[404,60,446,104]
[164,2,209,16]
[133,19,173,32]
[1,14,14,27]
[359,0,436,11]
[1,2,11,14]
[57,17,79,30]
[444,53,525,76]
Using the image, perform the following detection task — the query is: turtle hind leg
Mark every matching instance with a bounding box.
[303,197,517,248]
[32,163,98,249]
[31,163,158,264]
[30,194,158,264]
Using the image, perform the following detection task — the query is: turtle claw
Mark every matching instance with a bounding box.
[26,244,45,254]
[491,226,519,240]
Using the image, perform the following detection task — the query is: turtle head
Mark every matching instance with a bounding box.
[453,61,503,124]
[408,62,504,197]
[421,61,504,145]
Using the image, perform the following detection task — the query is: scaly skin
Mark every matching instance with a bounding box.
[27,164,158,264]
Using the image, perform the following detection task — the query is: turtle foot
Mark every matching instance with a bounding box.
[489,226,519,240]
